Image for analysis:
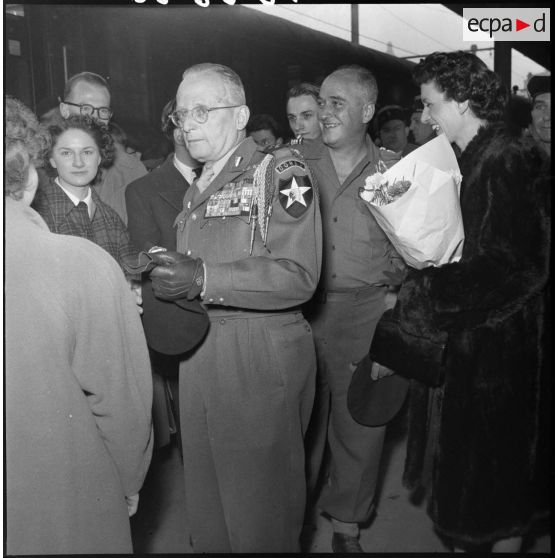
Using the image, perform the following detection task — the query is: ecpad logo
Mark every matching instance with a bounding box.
[463,8,550,42]
[468,14,545,37]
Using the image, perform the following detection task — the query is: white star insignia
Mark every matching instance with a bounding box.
[280,177,311,208]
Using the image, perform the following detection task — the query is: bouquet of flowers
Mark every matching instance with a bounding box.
[360,159,413,206]
[359,135,464,269]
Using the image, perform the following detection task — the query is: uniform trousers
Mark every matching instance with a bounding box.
[179,309,316,553]
[309,285,388,523]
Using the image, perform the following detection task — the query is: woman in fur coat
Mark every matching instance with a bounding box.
[392,52,551,551]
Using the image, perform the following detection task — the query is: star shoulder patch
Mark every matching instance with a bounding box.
[278,175,313,218]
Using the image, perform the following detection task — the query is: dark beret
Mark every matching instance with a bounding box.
[377,105,408,130]
[527,75,550,100]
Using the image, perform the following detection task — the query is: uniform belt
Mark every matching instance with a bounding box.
[316,284,385,303]
[205,306,302,320]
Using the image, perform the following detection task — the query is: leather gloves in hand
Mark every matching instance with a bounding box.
[149,251,205,301]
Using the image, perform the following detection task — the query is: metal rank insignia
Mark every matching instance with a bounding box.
[204,180,254,219]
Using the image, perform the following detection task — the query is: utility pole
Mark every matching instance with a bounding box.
[494,42,512,92]
[351,4,359,45]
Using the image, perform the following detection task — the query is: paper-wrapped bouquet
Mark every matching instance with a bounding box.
[360,135,464,269]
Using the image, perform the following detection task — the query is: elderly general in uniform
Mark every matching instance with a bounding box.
[149,63,322,553]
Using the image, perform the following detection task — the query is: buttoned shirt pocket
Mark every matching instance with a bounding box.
[351,199,388,259]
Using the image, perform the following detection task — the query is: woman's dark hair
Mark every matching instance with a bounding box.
[246,113,282,139]
[45,114,115,182]
[108,121,128,146]
[413,51,507,122]
[109,120,142,155]
[5,95,48,200]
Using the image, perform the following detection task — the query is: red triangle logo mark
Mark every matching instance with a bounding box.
[516,19,530,31]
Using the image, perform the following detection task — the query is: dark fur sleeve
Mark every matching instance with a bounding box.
[397,127,550,332]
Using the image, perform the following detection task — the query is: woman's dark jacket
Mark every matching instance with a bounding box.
[395,123,551,545]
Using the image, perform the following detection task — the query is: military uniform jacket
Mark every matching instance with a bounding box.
[175,137,322,311]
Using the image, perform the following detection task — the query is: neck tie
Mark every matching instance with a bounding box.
[196,163,214,194]
[74,201,94,242]
[76,201,90,223]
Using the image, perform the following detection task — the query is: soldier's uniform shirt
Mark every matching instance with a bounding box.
[300,136,403,523]
[174,137,322,553]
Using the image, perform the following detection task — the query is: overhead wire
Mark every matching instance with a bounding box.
[247,4,540,88]
[375,5,455,51]
[253,4,422,57]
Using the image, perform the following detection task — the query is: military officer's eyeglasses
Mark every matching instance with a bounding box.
[61,99,113,120]
[170,105,241,126]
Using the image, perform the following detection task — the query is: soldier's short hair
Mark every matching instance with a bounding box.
[286,83,320,102]
[334,65,378,105]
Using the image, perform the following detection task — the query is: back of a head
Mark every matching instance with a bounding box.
[109,121,127,145]
[64,71,111,100]
[5,96,46,199]
[181,63,246,105]
[413,51,507,122]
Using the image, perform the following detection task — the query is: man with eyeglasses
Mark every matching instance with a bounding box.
[147,63,322,553]
[44,71,147,224]
[299,65,405,553]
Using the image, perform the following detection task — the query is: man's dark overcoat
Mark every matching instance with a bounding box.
[396,123,551,545]
[126,155,209,356]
